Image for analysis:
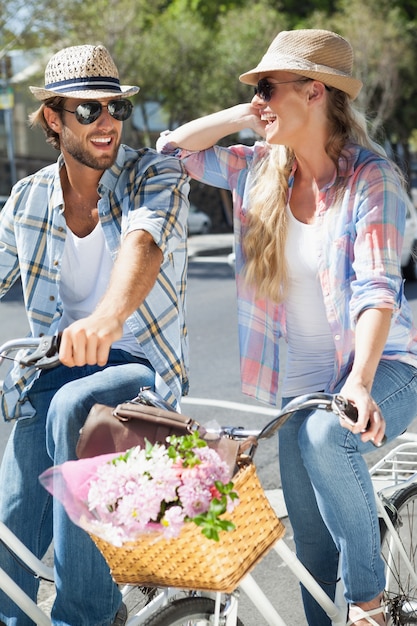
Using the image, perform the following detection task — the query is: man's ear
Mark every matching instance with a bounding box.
[44,106,62,132]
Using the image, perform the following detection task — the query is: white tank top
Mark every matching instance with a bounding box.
[58,223,146,358]
[281,206,335,396]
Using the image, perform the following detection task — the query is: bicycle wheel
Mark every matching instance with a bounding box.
[143,596,245,625]
[380,483,417,625]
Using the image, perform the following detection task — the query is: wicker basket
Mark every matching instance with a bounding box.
[90,461,285,593]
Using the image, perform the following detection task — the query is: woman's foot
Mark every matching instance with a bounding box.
[347,595,385,625]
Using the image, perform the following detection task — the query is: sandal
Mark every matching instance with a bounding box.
[346,602,385,625]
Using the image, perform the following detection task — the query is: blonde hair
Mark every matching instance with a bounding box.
[29,97,65,151]
[243,86,397,302]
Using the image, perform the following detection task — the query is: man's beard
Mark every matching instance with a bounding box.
[62,130,120,170]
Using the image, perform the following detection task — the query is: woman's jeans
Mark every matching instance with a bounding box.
[279,359,417,626]
[0,350,155,626]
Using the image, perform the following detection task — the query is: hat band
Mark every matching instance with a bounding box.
[44,75,123,94]
[258,54,351,78]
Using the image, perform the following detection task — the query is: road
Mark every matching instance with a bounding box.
[1,245,417,624]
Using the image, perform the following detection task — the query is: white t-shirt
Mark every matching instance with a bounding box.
[282,206,335,396]
[58,222,146,358]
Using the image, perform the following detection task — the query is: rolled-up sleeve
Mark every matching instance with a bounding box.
[123,152,190,259]
[349,158,406,323]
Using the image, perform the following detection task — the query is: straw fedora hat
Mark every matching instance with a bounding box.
[239,29,362,100]
[30,44,139,101]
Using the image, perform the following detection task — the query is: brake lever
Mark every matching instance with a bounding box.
[134,387,179,412]
[19,335,61,370]
[332,394,386,448]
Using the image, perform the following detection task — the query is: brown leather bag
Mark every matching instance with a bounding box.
[76,401,196,459]
[76,401,243,475]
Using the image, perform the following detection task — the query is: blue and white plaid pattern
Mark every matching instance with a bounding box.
[0,145,190,419]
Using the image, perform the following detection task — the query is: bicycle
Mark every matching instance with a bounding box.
[0,336,416,625]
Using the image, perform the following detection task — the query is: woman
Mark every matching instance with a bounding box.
[157,29,417,626]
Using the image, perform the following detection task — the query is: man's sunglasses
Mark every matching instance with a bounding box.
[61,99,133,125]
[253,78,310,102]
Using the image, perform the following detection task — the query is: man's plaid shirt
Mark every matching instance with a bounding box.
[0,144,190,420]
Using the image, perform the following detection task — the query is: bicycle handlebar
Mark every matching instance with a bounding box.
[0,339,385,448]
[261,393,360,439]
[217,393,356,440]
[138,389,386,449]
[0,335,60,370]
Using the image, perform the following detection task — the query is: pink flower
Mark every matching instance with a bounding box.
[82,435,237,545]
[161,506,186,538]
[178,478,212,517]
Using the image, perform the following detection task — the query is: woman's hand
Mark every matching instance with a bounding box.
[339,378,386,446]
[232,102,268,138]
[339,308,392,447]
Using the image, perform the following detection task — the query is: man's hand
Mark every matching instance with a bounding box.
[59,315,124,367]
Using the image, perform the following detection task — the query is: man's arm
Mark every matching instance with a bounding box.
[59,229,162,367]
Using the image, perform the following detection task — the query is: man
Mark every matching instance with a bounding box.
[0,44,189,625]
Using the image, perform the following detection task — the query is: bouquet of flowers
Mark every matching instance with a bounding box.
[40,431,239,547]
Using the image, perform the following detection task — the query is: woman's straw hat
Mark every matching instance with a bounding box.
[30,44,139,101]
[239,29,362,100]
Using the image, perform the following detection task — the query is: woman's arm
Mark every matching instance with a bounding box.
[340,307,392,445]
[158,103,267,151]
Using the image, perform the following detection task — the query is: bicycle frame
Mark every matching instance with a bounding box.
[0,520,53,626]
[0,342,416,626]
[371,443,417,593]
[0,526,187,626]
[0,388,349,625]
[0,517,347,626]
[2,493,414,626]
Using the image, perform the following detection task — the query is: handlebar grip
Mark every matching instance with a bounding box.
[340,400,358,424]
[332,395,386,448]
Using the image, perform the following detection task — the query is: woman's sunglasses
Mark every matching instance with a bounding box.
[254,77,332,102]
[61,99,133,125]
[253,78,310,102]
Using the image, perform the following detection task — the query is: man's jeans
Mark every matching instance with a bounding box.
[279,359,417,626]
[0,350,155,626]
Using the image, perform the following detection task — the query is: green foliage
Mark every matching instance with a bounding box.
[212,2,289,109]
[167,0,249,28]
[192,480,238,541]
[307,0,415,141]
[164,432,239,540]
[135,10,214,127]
[3,0,417,156]
[133,0,289,132]
[166,431,207,467]
[278,0,336,21]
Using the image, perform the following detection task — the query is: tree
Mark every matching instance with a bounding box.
[0,0,58,68]
[3,0,417,175]
[309,0,414,141]
[213,3,289,110]
[136,1,289,132]
[131,10,213,141]
[167,0,249,28]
